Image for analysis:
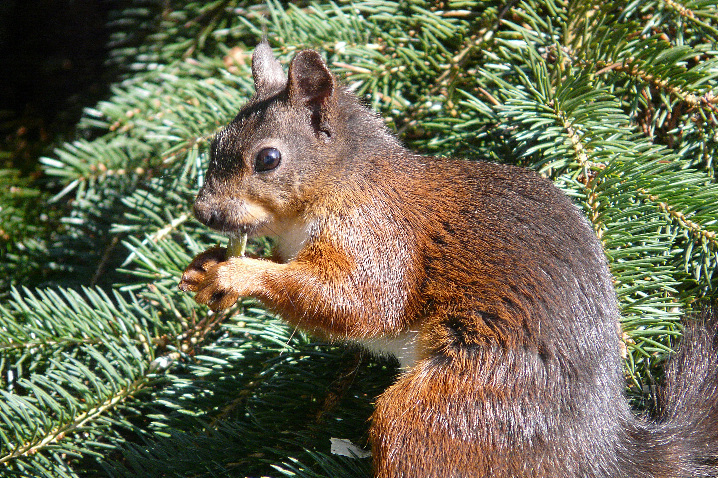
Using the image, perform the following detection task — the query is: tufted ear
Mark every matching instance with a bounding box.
[251,40,287,97]
[287,50,335,108]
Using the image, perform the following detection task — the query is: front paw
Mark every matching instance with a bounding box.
[192,262,242,311]
[178,246,227,293]
[179,251,272,311]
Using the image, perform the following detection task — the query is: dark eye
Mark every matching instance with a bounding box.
[254,147,281,172]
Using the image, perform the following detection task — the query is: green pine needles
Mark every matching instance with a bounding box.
[1,0,717,476]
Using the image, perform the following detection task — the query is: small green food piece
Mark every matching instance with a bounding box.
[227,233,248,258]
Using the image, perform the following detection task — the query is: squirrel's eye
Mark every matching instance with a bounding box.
[254,147,282,172]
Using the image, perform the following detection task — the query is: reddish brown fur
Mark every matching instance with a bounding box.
[179,43,718,477]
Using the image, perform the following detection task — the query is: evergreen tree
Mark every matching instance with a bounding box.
[1,0,716,476]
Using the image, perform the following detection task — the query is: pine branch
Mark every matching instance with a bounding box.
[0,288,156,475]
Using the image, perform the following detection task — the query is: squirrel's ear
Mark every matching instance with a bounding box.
[288,50,334,107]
[251,40,287,97]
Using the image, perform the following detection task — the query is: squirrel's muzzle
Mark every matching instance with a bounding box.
[193,192,271,236]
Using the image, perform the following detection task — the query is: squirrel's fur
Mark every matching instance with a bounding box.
[179,42,718,477]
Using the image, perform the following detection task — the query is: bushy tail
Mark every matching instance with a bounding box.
[620,306,718,477]
[657,305,718,476]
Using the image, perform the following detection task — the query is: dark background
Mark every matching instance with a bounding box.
[0,0,114,175]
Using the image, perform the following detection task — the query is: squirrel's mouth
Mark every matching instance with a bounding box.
[223,221,266,237]
[193,197,272,237]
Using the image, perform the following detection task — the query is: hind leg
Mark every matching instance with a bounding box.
[370,357,496,478]
[369,353,581,478]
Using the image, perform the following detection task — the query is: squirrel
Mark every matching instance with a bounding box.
[178,41,718,477]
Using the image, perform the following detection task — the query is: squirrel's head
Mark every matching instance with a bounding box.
[193,41,396,239]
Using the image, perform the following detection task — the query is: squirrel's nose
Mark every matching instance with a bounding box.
[193,197,222,229]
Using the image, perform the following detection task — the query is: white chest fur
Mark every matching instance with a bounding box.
[272,218,313,262]
[358,329,421,369]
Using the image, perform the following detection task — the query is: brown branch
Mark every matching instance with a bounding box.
[636,187,718,248]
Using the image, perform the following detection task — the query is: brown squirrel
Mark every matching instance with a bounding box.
[178,41,718,477]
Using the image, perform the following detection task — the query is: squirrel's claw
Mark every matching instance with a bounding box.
[178,246,242,310]
[194,282,240,311]
[178,246,227,292]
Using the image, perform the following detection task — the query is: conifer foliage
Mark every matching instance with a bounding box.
[1,1,717,476]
